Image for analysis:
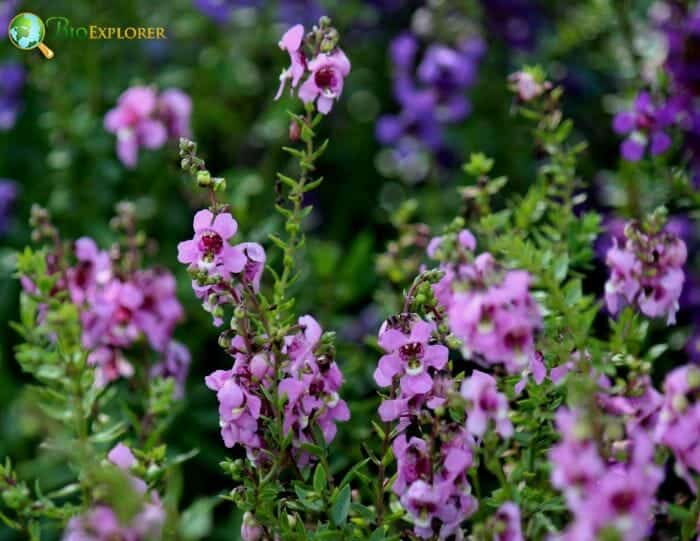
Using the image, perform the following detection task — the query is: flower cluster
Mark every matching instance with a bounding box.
[0,62,25,131]
[654,364,700,492]
[69,237,187,389]
[376,33,484,181]
[21,208,189,393]
[0,179,17,235]
[274,21,351,114]
[429,229,541,374]
[178,209,264,325]
[612,91,677,162]
[63,444,165,541]
[549,408,663,541]
[104,85,191,168]
[179,206,349,463]
[394,426,477,540]
[374,312,514,539]
[650,2,700,180]
[461,370,513,439]
[604,220,686,324]
[205,314,349,465]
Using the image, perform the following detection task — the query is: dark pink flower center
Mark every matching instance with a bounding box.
[199,230,224,254]
[116,306,132,324]
[399,342,425,361]
[479,393,498,412]
[610,489,636,513]
[315,66,337,90]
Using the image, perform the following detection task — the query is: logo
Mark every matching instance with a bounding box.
[8,12,54,59]
[45,17,167,41]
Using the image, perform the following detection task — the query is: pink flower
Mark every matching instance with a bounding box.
[177,209,246,278]
[104,86,167,168]
[604,223,686,324]
[238,242,266,292]
[461,370,513,438]
[393,435,432,494]
[298,49,351,114]
[107,443,136,470]
[158,88,191,139]
[279,316,350,463]
[66,237,112,305]
[87,346,133,388]
[241,512,264,541]
[400,480,442,538]
[494,502,523,541]
[275,24,307,100]
[205,369,263,454]
[374,315,448,396]
[655,365,700,491]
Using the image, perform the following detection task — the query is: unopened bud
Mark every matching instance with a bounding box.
[197,170,212,187]
[289,120,301,141]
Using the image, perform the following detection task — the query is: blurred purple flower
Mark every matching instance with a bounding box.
[481,0,542,51]
[193,0,321,26]
[612,91,678,161]
[0,63,25,131]
[0,0,19,32]
[376,33,484,180]
[0,180,17,235]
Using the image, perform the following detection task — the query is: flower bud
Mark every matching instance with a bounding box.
[197,170,212,187]
[289,120,301,141]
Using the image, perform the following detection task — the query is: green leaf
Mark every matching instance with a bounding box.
[179,498,219,540]
[313,463,327,493]
[330,484,351,526]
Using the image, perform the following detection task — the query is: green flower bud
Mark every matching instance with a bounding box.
[197,170,212,187]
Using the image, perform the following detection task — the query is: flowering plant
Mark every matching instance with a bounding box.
[5,5,700,541]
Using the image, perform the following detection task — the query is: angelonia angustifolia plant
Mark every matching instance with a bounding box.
[3,202,195,539]
[6,14,700,541]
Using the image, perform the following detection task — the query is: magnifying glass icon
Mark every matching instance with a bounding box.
[8,12,54,59]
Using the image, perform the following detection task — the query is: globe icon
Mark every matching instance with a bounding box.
[8,12,44,50]
[8,12,53,58]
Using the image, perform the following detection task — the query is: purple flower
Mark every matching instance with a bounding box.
[481,0,541,51]
[655,365,700,492]
[400,481,442,538]
[104,86,191,168]
[241,511,264,541]
[205,368,264,454]
[461,370,513,438]
[376,33,484,180]
[104,86,167,168]
[493,502,523,541]
[612,91,677,161]
[0,62,25,131]
[444,265,541,372]
[107,443,136,470]
[66,237,113,306]
[392,434,432,494]
[604,222,686,324]
[150,340,191,398]
[298,49,351,114]
[374,314,448,396]
[0,179,17,235]
[279,315,350,464]
[177,209,246,279]
[158,88,192,139]
[275,24,307,100]
[509,70,549,102]
[238,242,266,292]
[87,347,134,388]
